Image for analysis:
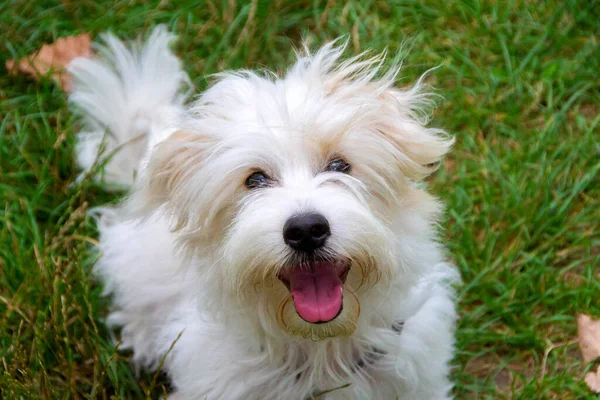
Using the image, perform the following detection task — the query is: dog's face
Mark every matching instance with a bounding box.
[131,43,452,340]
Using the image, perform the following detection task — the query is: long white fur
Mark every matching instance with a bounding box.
[69,26,191,189]
[70,26,460,399]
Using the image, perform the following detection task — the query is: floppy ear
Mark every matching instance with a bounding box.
[126,130,212,223]
[376,87,454,180]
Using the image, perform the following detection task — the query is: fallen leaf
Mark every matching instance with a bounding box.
[585,369,600,393]
[577,314,600,393]
[6,34,92,91]
[578,314,600,363]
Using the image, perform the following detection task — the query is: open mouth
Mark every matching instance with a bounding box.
[278,260,350,324]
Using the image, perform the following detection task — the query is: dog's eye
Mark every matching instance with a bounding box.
[245,171,271,189]
[325,158,351,174]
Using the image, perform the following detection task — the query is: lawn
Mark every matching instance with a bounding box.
[1,0,599,398]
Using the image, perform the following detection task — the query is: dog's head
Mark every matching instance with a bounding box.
[129,42,453,340]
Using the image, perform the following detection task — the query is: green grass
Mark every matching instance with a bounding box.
[1,0,599,398]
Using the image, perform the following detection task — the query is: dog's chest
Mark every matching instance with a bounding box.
[266,321,405,394]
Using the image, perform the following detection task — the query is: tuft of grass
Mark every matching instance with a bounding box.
[1,1,598,398]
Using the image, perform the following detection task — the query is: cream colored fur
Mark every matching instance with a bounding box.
[70,26,459,399]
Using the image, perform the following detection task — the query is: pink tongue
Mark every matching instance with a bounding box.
[288,262,343,323]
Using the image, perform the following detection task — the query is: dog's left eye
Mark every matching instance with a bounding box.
[245,171,271,189]
[325,158,351,174]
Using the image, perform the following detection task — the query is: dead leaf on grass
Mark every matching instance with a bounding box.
[577,314,600,393]
[585,369,600,393]
[6,34,92,92]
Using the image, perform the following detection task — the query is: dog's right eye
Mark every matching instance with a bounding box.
[245,171,271,189]
[325,158,352,174]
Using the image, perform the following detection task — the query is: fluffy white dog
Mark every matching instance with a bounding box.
[69,26,459,400]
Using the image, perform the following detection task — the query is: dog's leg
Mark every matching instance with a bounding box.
[393,281,457,400]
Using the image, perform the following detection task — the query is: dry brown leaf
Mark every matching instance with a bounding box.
[585,368,600,393]
[6,34,93,92]
[578,314,600,363]
[577,314,600,393]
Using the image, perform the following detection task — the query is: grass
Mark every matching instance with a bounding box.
[1,0,599,398]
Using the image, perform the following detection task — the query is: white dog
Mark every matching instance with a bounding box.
[69,26,459,400]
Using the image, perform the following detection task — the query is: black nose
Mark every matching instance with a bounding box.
[283,213,331,253]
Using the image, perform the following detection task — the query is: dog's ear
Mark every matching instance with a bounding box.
[374,87,454,180]
[127,130,211,219]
